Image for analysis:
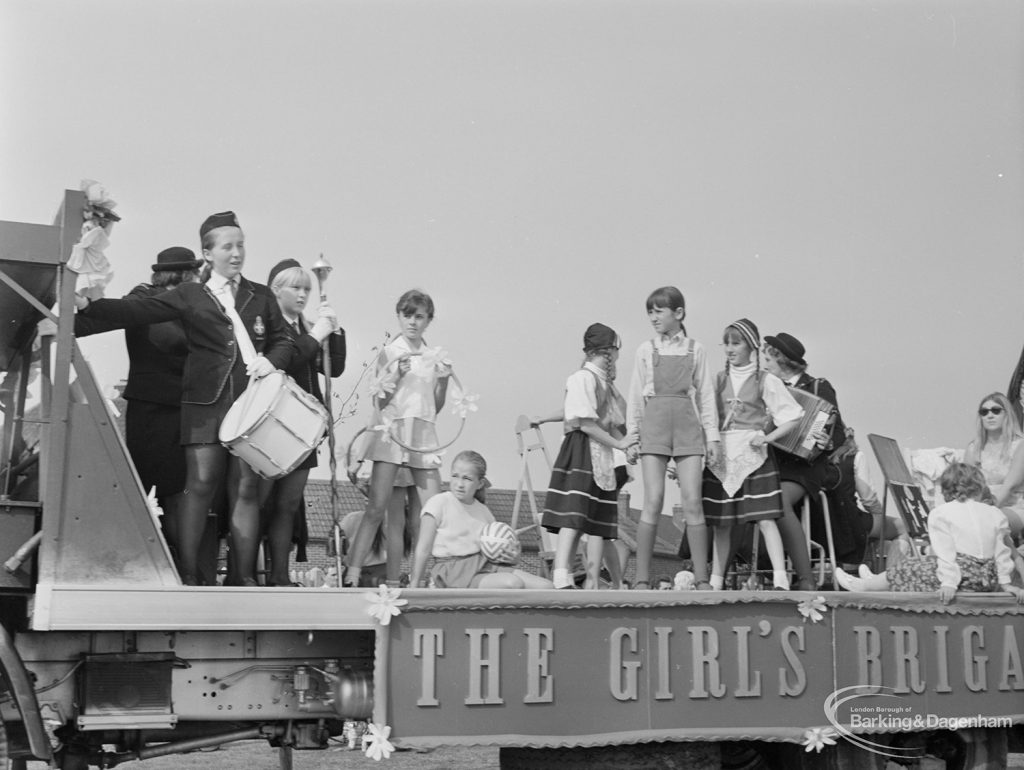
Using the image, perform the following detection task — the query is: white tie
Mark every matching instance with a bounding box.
[210,281,258,366]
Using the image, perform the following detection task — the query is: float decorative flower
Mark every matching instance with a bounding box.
[372,415,395,444]
[368,376,396,399]
[365,584,408,626]
[422,452,445,467]
[802,726,838,752]
[451,391,480,418]
[363,722,395,761]
[797,595,828,623]
[417,346,452,375]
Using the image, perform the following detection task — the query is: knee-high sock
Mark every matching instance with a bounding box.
[686,522,710,583]
[634,520,658,585]
[710,525,733,581]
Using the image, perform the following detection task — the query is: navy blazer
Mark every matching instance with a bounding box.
[81,277,294,405]
[285,318,347,403]
[75,283,189,407]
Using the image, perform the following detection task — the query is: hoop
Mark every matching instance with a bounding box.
[370,351,468,455]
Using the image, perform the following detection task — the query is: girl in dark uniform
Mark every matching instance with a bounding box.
[74,247,202,573]
[762,332,842,591]
[260,259,345,585]
[75,212,294,585]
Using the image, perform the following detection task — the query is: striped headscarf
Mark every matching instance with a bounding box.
[729,318,760,352]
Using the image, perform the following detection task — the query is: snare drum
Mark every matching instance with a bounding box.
[218,370,329,479]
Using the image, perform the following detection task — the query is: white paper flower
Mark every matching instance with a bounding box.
[451,392,480,418]
[363,722,395,761]
[797,595,828,623]
[365,584,408,626]
[417,346,452,375]
[372,415,395,445]
[422,451,445,467]
[368,376,396,399]
[81,178,116,208]
[802,726,838,753]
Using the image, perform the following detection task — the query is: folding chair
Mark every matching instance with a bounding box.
[802,492,837,588]
[866,434,930,565]
[510,415,558,577]
[742,492,838,590]
[866,434,930,535]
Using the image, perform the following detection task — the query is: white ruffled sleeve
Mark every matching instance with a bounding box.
[760,373,804,425]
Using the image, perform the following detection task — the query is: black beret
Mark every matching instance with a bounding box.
[199,211,240,239]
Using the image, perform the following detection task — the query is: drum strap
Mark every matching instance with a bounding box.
[209,281,258,366]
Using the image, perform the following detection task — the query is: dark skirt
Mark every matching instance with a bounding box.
[888,553,998,593]
[541,431,618,540]
[125,400,186,497]
[702,451,784,526]
[181,362,246,445]
[776,451,829,499]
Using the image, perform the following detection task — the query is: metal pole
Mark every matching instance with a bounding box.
[310,254,342,581]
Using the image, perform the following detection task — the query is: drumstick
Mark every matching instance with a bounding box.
[311,254,342,575]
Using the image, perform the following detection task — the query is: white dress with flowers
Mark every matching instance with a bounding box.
[363,335,443,469]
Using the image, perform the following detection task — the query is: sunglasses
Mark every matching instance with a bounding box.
[979,406,1004,416]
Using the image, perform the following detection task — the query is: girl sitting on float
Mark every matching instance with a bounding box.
[410,451,551,589]
[835,463,1024,604]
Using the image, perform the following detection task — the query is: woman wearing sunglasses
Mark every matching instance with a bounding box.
[965,392,1024,538]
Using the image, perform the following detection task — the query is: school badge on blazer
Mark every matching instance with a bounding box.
[253,315,265,341]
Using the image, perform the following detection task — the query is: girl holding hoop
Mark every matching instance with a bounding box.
[344,289,450,587]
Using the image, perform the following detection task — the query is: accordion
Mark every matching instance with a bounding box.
[768,386,836,461]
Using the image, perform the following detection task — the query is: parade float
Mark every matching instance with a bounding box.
[0,191,1021,769]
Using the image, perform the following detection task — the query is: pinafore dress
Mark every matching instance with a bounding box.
[701,370,785,525]
[640,338,705,457]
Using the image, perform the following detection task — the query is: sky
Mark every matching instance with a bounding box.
[2,0,1022,501]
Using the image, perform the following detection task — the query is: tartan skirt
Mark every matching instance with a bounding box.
[541,431,618,540]
[702,452,784,526]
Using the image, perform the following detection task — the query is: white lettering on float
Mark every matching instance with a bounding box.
[524,628,554,703]
[852,624,1024,694]
[411,622,1023,708]
[465,628,504,705]
[609,627,640,700]
[414,629,443,707]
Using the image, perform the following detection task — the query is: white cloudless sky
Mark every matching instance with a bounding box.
[2,0,1022,500]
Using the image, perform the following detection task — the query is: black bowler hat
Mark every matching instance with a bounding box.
[151,246,201,272]
[764,332,806,366]
[583,322,620,351]
[199,211,240,239]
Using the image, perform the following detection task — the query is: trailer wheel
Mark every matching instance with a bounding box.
[499,741,719,769]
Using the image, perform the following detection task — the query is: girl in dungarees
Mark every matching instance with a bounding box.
[626,287,720,590]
